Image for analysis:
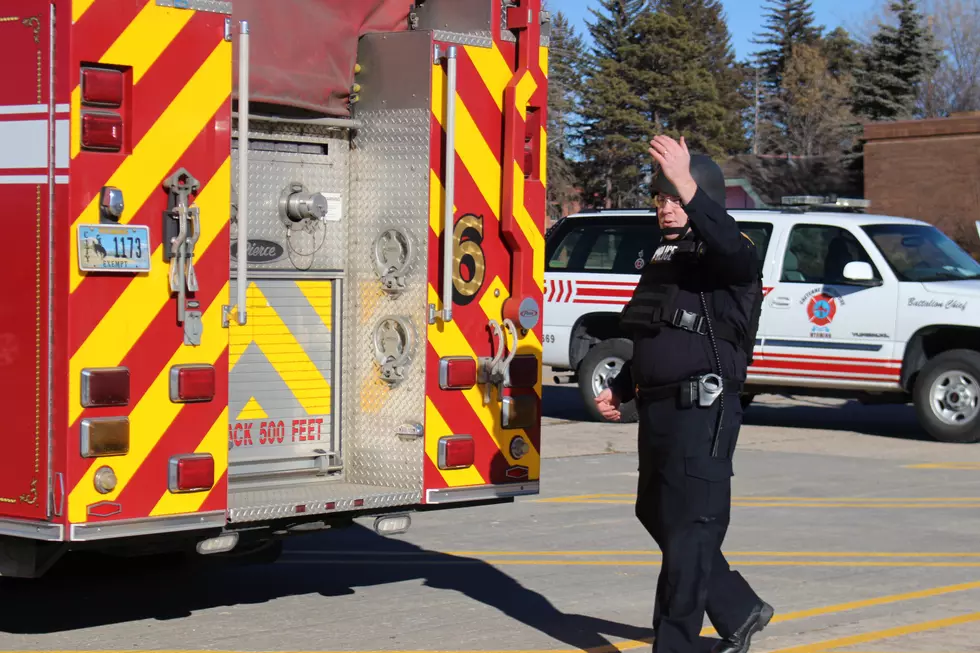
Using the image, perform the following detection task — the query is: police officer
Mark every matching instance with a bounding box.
[594,135,773,653]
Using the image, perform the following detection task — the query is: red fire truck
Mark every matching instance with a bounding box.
[0,0,548,578]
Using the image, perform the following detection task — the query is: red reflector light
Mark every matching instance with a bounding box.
[508,355,539,388]
[81,67,124,107]
[81,112,123,152]
[169,364,215,403]
[438,435,475,470]
[440,356,477,390]
[80,367,130,407]
[168,454,214,493]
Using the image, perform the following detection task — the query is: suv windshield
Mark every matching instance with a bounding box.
[862,223,980,282]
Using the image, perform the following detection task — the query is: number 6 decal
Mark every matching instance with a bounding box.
[452,213,486,306]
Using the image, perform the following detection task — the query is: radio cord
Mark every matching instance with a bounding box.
[699,291,725,457]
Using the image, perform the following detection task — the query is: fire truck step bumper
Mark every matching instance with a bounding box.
[227,481,420,523]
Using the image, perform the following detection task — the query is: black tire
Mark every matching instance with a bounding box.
[577,338,638,423]
[913,349,980,443]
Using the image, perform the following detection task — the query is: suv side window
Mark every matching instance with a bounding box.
[546,222,661,274]
[780,224,881,284]
[737,221,773,272]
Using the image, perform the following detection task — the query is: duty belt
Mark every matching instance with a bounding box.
[635,374,741,404]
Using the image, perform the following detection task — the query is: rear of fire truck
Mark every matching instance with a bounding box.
[0,0,548,578]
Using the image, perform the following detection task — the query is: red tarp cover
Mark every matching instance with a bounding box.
[231,0,412,117]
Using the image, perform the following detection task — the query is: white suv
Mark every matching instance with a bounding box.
[543,204,980,443]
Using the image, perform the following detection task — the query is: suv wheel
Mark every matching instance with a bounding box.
[578,338,638,423]
[913,349,980,443]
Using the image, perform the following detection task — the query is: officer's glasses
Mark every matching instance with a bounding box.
[654,193,682,207]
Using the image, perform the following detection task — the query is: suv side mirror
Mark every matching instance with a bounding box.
[843,261,880,286]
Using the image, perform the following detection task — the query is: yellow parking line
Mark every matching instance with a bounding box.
[904,463,980,470]
[763,611,980,653]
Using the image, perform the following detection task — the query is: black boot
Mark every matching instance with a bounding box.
[710,602,774,653]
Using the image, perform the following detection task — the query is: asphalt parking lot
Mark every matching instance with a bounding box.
[2,380,980,653]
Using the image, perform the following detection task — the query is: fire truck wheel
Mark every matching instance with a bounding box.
[913,349,980,443]
[578,338,638,423]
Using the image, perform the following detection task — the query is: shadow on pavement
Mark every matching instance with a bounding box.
[0,523,660,651]
[544,379,931,443]
[742,394,929,441]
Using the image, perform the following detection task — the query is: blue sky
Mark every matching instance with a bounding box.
[554,0,884,62]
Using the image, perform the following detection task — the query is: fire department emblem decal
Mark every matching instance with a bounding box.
[806,293,837,327]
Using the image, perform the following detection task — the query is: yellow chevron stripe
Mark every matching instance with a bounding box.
[68,284,230,522]
[69,39,231,294]
[425,398,487,487]
[70,86,80,159]
[231,284,332,415]
[72,0,98,23]
[431,62,501,221]
[539,46,549,78]
[426,284,541,471]
[464,43,512,112]
[68,158,230,427]
[149,406,229,517]
[99,2,195,85]
[512,167,546,289]
[295,281,334,332]
[515,71,538,121]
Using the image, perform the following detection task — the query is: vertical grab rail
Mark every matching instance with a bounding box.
[236,20,250,326]
[442,45,458,323]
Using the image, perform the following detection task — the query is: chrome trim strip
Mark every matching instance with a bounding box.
[69,510,225,542]
[425,482,539,504]
[0,517,64,541]
[155,0,232,14]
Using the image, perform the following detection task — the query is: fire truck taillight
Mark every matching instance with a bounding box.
[439,357,477,390]
[80,417,130,458]
[507,355,539,389]
[81,112,123,152]
[81,67,124,107]
[168,454,215,493]
[80,367,130,407]
[438,435,475,470]
[169,365,216,403]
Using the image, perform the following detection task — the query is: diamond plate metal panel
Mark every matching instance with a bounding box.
[230,130,347,272]
[343,31,433,494]
[228,482,418,522]
[156,0,231,14]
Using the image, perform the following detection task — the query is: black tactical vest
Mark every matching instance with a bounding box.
[619,237,709,336]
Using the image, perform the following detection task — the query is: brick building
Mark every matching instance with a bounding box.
[863,112,980,254]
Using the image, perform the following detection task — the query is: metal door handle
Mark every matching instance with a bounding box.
[770,296,791,308]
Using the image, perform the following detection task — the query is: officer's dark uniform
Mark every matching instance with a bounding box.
[609,159,772,653]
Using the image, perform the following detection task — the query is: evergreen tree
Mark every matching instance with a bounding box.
[586,0,648,61]
[577,0,650,208]
[624,11,729,160]
[652,0,749,154]
[852,0,942,121]
[544,11,587,219]
[821,27,860,80]
[751,0,823,94]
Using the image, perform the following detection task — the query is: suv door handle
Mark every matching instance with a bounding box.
[770,296,791,308]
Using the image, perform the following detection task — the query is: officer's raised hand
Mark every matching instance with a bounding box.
[594,388,621,421]
[649,135,697,204]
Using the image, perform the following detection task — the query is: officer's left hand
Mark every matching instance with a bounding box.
[649,135,697,203]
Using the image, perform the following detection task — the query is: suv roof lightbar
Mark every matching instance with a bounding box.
[780,195,871,209]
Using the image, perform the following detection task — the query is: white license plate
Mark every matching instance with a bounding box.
[77,224,151,272]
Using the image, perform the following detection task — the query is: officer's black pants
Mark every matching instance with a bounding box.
[635,389,762,653]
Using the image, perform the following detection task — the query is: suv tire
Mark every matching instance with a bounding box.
[913,349,980,443]
[578,338,638,423]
